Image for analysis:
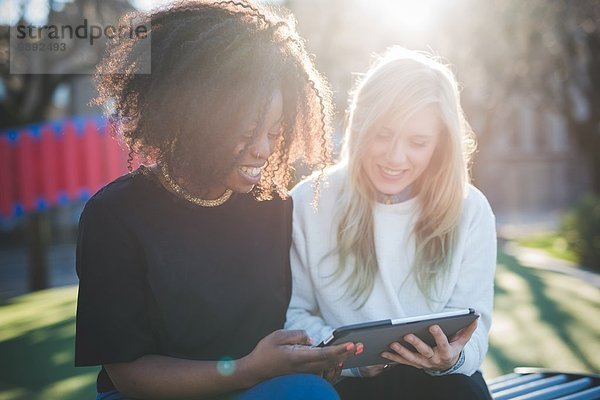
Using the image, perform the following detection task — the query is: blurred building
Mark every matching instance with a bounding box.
[474,101,591,219]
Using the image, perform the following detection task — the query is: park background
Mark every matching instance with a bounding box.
[0,0,599,398]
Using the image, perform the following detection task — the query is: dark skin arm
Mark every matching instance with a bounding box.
[105,330,357,399]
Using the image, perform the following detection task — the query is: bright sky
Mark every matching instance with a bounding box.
[0,0,168,25]
[1,0,52,25]
[370,0,443,34]
[1,0,441,34]
[130,0,283,10]
[129,0,173,11]
[0,0,285,24]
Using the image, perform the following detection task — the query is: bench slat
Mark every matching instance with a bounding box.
[494,375,568,400]
[488,373,523,386]
[516,378,592,400]
[554,386,600,400]
[491,373,546,393]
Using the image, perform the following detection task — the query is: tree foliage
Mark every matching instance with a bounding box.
[0,0,133,129]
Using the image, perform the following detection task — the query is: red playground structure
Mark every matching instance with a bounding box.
[0,115,136,221]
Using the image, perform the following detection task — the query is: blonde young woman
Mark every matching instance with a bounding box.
[285,47,496,399]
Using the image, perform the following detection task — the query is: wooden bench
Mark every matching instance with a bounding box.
[489,368,600,399]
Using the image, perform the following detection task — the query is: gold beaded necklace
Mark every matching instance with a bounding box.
[159,163,233,207]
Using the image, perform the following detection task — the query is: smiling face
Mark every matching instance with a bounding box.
[220,89,284,195]
[361,104,442,196]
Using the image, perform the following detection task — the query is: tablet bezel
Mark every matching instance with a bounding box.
[318,308,479,369]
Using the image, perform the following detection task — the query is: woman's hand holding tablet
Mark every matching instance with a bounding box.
[318,308,479,370]
[240,329,362,385]
[382,318,478,372]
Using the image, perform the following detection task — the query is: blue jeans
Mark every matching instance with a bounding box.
[96,373,339,400]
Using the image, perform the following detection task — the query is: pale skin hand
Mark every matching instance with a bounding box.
[381,319,478,372]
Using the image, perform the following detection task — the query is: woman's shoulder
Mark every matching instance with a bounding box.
[290,163,347,209]
[82,167,150,218]
[462,184,495,224]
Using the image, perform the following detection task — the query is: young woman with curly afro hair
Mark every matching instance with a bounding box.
[74,1,359,399]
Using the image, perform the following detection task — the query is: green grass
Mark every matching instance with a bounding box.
[516,232,579,264]
[0,244,599,399]
[0,287,99,400]
[483,245,600,378]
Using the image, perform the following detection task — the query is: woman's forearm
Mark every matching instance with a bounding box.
[105,354,259,399]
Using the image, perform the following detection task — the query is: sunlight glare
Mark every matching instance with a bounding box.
[379,0,439,33]
[130,0,174,11]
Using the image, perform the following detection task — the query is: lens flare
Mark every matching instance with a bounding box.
[217,357,236,376]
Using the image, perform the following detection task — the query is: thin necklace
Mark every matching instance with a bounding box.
[159,163,233,207]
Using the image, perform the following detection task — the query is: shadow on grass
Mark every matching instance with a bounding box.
[487,340,518,375]
[487,240,598,374]
[0,290,98,400]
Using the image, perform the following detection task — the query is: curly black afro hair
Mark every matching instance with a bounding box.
[94,0,332,200]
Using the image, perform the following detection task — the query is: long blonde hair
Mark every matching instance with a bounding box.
[333,47,476,307]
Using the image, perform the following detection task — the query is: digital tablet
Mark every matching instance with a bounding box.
[318,308,479,369]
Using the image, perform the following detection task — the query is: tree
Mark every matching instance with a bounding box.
[542,1,600,194]
[440,0,600,194]
[1,0,133,291]
[1,0,133,129]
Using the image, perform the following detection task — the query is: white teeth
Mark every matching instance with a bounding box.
[240,166,261,177]
[381,166,406,176]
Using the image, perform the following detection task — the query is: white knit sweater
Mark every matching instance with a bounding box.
[285,164,497,376]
